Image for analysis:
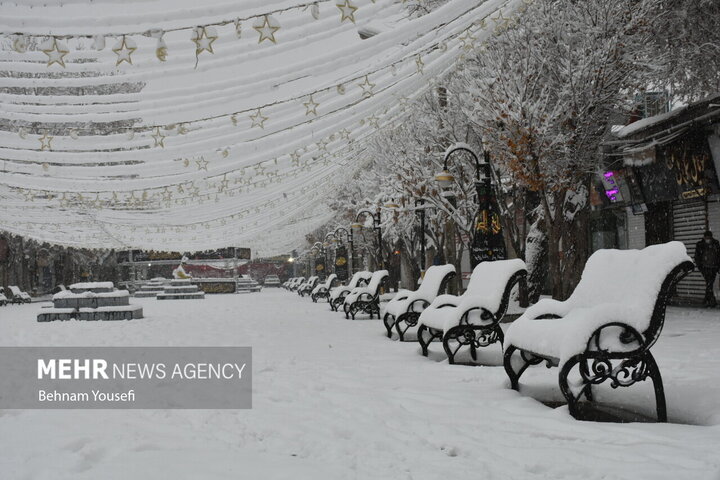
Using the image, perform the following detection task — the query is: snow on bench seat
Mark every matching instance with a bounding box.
[343,270,388,319]
[384,265,455,319]
[504,242,692,364]
[343,270,388,306]
[503,241,694,422]
[382,264,455,340]
[311,274,337,295]
[418,259,526,332]
[328,271,372,311]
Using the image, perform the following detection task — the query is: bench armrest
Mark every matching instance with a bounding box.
[585,321,646,355]
[524,298,572,320]
[431,294,461,309]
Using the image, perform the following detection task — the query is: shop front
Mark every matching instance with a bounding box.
[595,96,720,304]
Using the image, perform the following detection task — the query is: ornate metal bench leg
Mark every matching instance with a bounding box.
[645,352,667,422]
[579,360,594,402]
[505,345,540,390]
[494,324,504,347]
[559,354,584,420]
[417,325,431,356]
[383,313,395,338]
[394,313,407,341]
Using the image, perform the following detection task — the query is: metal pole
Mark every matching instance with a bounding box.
[349,229,355,275]
[418,199,426,275]
[376,209,383,270]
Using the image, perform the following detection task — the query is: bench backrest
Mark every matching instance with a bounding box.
[464,259,527,314]
[568,241,692,341]
[348,271,371,288]
[367,270,389,294]
[323,274,337,288]
[418,264,456,296]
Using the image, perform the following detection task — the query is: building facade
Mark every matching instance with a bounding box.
[593,94,720,304]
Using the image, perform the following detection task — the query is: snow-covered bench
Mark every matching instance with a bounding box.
[311,274,338,303]
[383,264,456,340]
[329,271,372,312]
[417,259,527,363]
[288,277,305,291]
[343,270,389,320]
[503,242,694,422]
[297,276,319,297]
[7,285,32,304]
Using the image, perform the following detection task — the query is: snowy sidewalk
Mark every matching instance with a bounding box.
[0,291,719,479]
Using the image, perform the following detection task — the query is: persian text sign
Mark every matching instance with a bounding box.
[0,347,252,409]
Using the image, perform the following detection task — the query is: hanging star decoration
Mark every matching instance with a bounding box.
[366,115,380,129]
[218,176,230,192]
[249,108,268,129]
[316,139,330,152]
[304,96,319,116]
[492,11,510,34]
[459,31,475,51]
[113,36,137,66]
[39,131,53,151]
[42,38,69,68]
[22,189,35,202]
[196,157,209,170]
[358,75,375,98]
[192,27,217,56]
[151,127,165,148]
[336,1,358,23]
[254,15,280,44]
[339,128,352,141]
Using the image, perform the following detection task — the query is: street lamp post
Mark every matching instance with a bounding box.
[332,226,353,279]
[311,241,325,279]
[435,143,506,269]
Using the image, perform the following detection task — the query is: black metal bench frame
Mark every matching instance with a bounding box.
[288,278,305,292]
[311,276,339,303]
[344,274,388,320]
[329,277,370,312]
[417,270,526,364]
[384,270,456,341]
[298,278,319,297]
[503,261,693,422]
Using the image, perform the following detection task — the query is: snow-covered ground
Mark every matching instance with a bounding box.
[1,290,719,479]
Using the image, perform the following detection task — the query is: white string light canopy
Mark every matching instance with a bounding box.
[0,0,523,256]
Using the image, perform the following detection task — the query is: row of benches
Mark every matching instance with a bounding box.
[0,286,32,306]
[286,241,694,422]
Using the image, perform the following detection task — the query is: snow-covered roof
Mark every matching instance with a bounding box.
[615,92,720,139]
